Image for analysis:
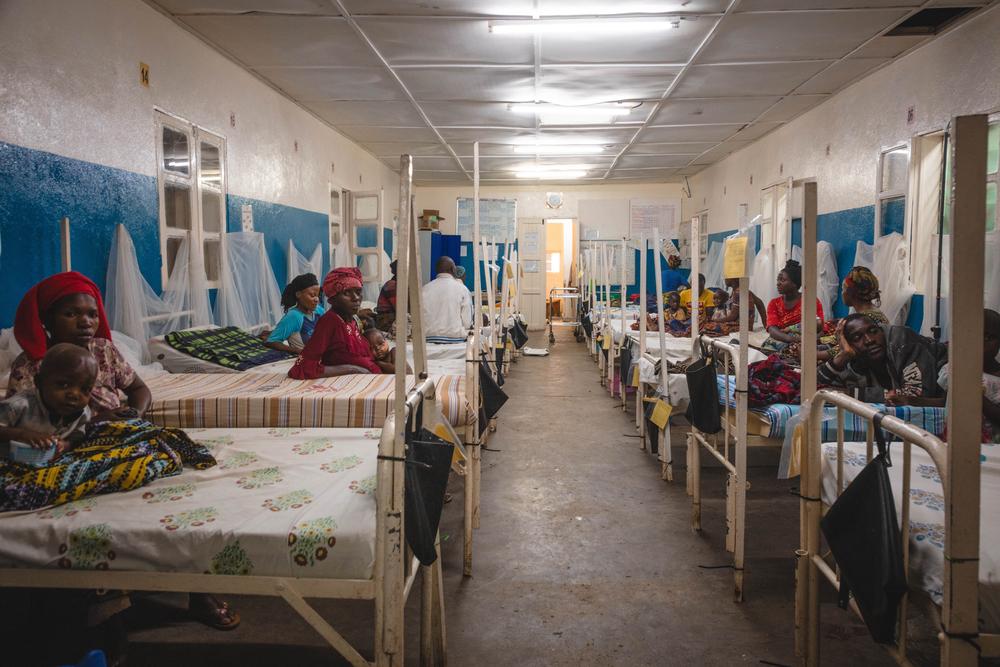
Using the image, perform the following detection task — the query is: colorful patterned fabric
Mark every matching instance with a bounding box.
[7,338,137,414]
[322,267,363,300]
[747,354,801,407]
[144,372,470,429]
[289,311,381,378]
[166,326,294,372]
[0,417,216,511]
[0,428,381,580]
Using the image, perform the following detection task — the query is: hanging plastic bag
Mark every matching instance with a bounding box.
[404,428,454,566]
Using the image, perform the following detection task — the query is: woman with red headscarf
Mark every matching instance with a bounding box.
[288,267,397,379]
[6,272,240,630]
[7,271,151,421]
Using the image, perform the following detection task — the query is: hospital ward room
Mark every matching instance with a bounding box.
[3,2,1000,666]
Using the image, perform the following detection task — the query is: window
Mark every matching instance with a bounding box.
[941,119,999,234]
[547,252,561,273]
[697,211,709,258]
[154,111,226,288]
[876,145,909,236]
[329,186,344,267]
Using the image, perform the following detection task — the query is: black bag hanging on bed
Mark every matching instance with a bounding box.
[403,426,455,566]
[510,319,529,349]
[684,345,722,434]
[619,341,633,391]
[820,414,907,644]
[479,360,509,421]
[644,399,659,455]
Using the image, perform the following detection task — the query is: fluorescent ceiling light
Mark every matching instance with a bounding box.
[512,144,605,155]
[509,103,631,118]
[515,170,588,179]
[490,18,676,36]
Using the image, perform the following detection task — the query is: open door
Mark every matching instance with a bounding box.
[518,218,545,329]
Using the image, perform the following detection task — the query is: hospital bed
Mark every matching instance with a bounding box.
[0,381,447,667]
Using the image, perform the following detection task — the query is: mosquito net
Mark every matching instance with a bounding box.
[214,232,284,331]
[921,231,1000,340]
[791,241,839,318]
[105,224,212,357]
[287,240,323,286]
[853,232,916,326]
[702,241,724,291]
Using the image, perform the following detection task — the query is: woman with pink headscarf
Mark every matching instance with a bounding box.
[288,267,396,379]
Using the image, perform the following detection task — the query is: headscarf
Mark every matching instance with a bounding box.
[842,266,880,305]
[667,255,682,269]
[14,271,112,361]
[322,267,363,300]
[281,273,319,312]
[780,259,802,288]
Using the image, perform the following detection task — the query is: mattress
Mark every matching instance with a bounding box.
[820,440,1000,631]
[716,375,947,440]
[149,336,295,374]
[145,373,469,429]
[0,427,379,580]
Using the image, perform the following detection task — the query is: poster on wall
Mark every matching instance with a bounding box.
[456,197,517,242]
[628,198,680,240]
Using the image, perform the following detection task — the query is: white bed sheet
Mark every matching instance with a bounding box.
[0,428,380,580]
[820,440,1000,631]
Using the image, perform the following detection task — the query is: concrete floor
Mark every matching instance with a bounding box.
[115,328,916,666]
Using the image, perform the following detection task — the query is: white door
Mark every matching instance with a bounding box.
[518,218,545,329]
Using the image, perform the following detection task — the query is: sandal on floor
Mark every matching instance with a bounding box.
[190,595,241,631]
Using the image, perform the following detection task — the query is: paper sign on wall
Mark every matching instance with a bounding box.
[723,236,749,279]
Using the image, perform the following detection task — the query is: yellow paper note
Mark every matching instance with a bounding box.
[602,333,612,350]
[650,399,672,430]
[723,236,749,279]
[433,423,468,464]
[630,365,640,387]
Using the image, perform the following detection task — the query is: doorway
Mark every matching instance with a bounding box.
[544,218,578,319]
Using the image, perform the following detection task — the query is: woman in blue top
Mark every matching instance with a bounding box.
[265,273,325,353]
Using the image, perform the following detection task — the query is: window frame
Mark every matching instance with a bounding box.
[153,110,227,289]
[875,142,910,237]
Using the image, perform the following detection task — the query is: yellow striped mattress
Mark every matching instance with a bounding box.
[145,373,469,429]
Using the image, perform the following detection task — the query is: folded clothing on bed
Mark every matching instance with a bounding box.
[165,326,294,371]
[0,418,217,511]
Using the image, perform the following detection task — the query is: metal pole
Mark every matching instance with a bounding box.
[60,217,71,272]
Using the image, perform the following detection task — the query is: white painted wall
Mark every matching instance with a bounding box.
[0,0,399,216]
[415,183,686,235]
[683,5,1000,232]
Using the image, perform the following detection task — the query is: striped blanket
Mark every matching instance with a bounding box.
[716,375,947,440]
[145,372,470,429]
[0,418,216,511]
[165,326,294,371]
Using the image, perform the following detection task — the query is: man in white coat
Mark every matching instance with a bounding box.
[422,256,473,343]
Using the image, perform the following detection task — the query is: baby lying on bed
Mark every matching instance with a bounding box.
[363,321,412,373]
[0,343,95,462]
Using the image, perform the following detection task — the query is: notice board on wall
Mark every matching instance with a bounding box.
[456,197,517,242]
[629,198,681,240]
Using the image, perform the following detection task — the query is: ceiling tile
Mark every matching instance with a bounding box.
[368,142,455,157]
[606,168,681,181]
[439,127,537,143]
[640,124,743,142]
[255,66,405,101]
[691,141,753,165]
[357,18,534,65]
[535,128,638,144]
[156,0,338,14]
[419,102,537,128]
[342,0,536,16]
[307,101,426,126]
[737,0,920,9]
[336,126,439,143]
[726,121,783,142]
[673,61,831,97]
[410,156,460,169]
[399,67,535,102]
[617,155,693,169]
[849,35,929,59]
[459,156,615,171]
[181,15,376,67]
[539,66,679,104]
[629,142,716,154]
[795,58,889,95]
[675,166,707,176]
[754,95,829,122]
[540,17,717,64]
[651,97,780,125]
[701,10,906,63]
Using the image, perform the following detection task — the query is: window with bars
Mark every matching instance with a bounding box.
[154,111,226,288]
[877,145,909,236]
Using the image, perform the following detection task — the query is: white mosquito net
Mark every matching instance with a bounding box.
[288,240,323,285]
[214,232,284,331]
[702,241,724,290]
[853,232,916,326]
[749,247,777,306]
[921,231,1000,341]
[105,224,212,356]
[359,248,392,305]
[791,241,839,318]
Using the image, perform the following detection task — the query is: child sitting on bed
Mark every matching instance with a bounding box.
[664,291,689,333]
[711,290,729,321]
[264,273,326,353]
[0,343,96,459]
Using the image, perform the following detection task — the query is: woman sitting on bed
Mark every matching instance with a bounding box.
[288,267,396,379]
[818,312,948,406]
[818,266,889,362]
[264,273,325,353]
[7,272,239,630]
[762,259,824,354]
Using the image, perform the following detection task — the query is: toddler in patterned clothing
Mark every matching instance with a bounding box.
[0,343,96,458]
